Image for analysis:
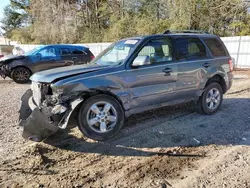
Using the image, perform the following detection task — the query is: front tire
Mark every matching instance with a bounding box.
[78,94,125,141]
[11,67,31,84]
[196,82,223,115]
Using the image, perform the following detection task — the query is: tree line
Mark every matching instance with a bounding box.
[1,0,250,44]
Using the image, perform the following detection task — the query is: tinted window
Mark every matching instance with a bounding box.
[59,47,87,56]
[59,48,71,55]
[71,48,86,55]
[175,38,206,60]
[136,38,172,64]
[203,38,227,57]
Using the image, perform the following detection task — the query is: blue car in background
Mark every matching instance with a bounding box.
[0,44,95,83]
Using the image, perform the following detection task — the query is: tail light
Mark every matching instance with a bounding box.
[228,59,234,72]
[90,55,95,60]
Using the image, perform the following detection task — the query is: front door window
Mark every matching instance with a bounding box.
[132,38,173,66]
[37,47,57,59]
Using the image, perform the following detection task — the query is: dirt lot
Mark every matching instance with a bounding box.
[0,71,250,188]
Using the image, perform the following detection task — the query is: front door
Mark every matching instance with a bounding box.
[126,37,178,110]
[32,46,63,72]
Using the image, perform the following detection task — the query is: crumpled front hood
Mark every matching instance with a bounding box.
[0,55,26,65]
[30,64,109,83]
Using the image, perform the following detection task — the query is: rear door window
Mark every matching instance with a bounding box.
[175,38,207,61]
[59,48,71,56]
[203,38,227,57]
[71,48,86,55]
[59,47,87,56]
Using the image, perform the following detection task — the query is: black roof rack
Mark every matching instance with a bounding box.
[163,30,209,34]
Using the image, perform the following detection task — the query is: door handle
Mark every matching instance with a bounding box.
[202,63,211,68]
[162,67,173,76]
[72,57,78,60]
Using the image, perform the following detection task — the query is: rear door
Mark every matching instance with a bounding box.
[58,47,75,66]
[70,47,91,65]
[203,37,231,72]
[126,37,178,110]
[58,46,91,65]
[174,37,209,99]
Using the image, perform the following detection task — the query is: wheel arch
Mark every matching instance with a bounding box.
[205,74,227,94]
[67,90,126,128]
[90,90,126,110]
[11,65,33,76]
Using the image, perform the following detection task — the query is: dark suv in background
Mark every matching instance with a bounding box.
[19,31,233,141]
[0,44,94,83]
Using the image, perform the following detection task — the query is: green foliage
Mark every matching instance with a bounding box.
[10,26,33,43]
[103,15,137,41]
[10,0,30,11]
[1,5,23,38]
[1,0,31,42]
[1,0,250,44]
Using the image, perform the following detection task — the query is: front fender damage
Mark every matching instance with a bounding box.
[19,89,83,142]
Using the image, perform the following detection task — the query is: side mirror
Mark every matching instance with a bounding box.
[132,55,151,67]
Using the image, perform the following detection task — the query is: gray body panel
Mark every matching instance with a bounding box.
[49,59,231,116]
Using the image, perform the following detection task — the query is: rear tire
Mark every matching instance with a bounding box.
[196,82,223,115]
[78,94,124,141]
[11,67,31,84]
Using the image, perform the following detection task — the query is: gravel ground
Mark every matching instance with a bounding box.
[0,71,250,188]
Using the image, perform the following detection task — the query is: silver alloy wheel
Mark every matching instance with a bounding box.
[86,101,118,133]
[14,69,29,81]
[206,88,221,110]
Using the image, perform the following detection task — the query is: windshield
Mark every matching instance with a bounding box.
[24,46,45,56]
[91,39,139,66]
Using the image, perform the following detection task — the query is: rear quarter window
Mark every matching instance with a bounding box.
[203,38,227,57]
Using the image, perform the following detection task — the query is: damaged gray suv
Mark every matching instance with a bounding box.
[19,31,233,141]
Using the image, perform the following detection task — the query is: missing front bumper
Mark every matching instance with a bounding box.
[0,65,10,79]
[0,69,6,79]
[19,89,59,142]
